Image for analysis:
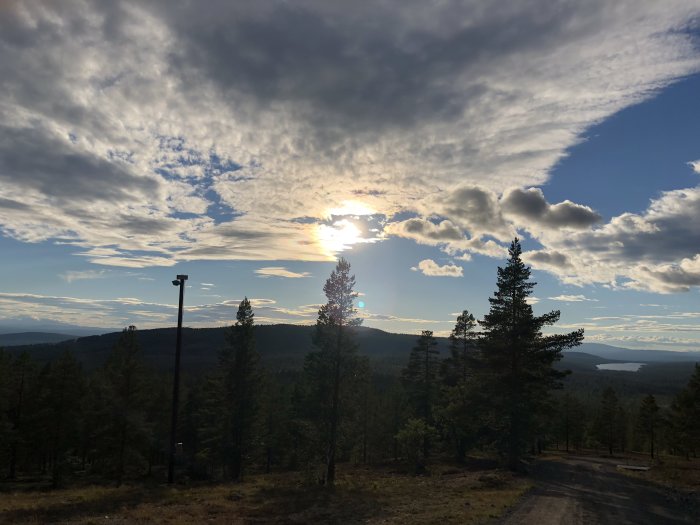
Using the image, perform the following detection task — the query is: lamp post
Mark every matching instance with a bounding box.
[168,274,187,484]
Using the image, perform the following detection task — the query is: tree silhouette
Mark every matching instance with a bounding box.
[102,326,149,485]
[669,364,700,459]
[594,386,620,456]
[636,394,660,459]
[220,297,260,481]
[440,311,479,461]
[402,330,440,458]
[478,238,583,470]
[304,258,363,486]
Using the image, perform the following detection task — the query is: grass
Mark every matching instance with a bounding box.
[0,462,531,524]
[617,454,700,492]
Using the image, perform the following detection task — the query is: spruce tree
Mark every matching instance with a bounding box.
[220,297,259,481]
[478,238,583,470]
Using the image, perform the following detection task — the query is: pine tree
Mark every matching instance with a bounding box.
[2,351,37,479]
[478,238,583,470]
[220,297,260,481]
[402,330,440,458]
[636,394,660,459]
[40,351,85,487]
[303,257,363,486]
[554,392,586,452]
[593,386,619,456]
[440,311,479,462]
[669,364,700,458]
[102,326,150,484]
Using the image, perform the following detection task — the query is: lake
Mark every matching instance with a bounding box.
[596,362,646,372]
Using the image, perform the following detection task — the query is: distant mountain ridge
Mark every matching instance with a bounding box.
[0,332,78,346]
[3,325,698,370]
[4,325,698,397]
[574,342,700,362]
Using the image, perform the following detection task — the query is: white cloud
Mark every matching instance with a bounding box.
[411,259,463,277]
[526,186,700,293]
[255,267,311,279]
[690,160,700,174]
[548,294,599,302]
[60,269,109,283]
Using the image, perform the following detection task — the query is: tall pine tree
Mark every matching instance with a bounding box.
[220,297,260,481]
[304,257,363,486]
[479,238,583,470]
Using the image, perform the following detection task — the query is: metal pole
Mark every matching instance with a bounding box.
[168,274,187,484]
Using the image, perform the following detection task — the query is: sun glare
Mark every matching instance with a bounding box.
[317,219,362,255]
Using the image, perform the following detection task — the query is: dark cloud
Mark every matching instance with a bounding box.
[502,187,602,229]
[0,125,158,203]
[403,218,463,241]
[384,218,464,246]
[441,186,512,239]
[116,215,175,236]
[0,197,30,211]
[524,250,573,269]
[157,1,594,138]
[563,188,700,264]
[639,265,700,291]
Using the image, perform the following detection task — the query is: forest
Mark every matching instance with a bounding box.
[1,238,699,495]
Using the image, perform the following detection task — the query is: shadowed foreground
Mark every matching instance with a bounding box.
[499,454,698,525]
[0,463,529,524]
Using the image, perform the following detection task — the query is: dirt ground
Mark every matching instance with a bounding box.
[498,453,699,525]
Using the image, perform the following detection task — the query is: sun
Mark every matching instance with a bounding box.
[317,219,362,255]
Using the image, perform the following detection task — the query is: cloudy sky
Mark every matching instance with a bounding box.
[1,0,700,350]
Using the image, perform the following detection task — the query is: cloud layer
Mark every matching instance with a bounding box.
[0,1,699,294]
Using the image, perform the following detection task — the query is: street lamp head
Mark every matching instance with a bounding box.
[172,274,188,286]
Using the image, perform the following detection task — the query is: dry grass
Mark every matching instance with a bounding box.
[619,455,700,492]
[0,463,531,524]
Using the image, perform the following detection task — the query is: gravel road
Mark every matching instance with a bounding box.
[498,454,698,525]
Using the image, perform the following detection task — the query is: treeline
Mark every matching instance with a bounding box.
[1,239,698,487]
[548,381,700,460]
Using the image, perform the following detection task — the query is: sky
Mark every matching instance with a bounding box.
[1,0,700,351]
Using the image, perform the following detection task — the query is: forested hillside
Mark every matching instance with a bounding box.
[1,243,698,500]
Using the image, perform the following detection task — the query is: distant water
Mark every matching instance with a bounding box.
[596,363,646,372]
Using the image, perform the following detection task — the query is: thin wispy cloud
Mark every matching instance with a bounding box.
[549,295,599,302]
[255,267,311,279]
[60,269,109,283]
